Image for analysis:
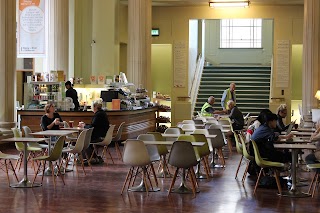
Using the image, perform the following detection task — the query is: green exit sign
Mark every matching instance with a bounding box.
[151,28,160,36]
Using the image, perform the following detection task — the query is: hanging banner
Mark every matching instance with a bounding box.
[17,0,47,58]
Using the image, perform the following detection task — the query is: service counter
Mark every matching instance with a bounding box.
[17,107,157,140]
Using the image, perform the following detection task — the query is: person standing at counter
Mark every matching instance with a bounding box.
[41,103,63,130]
[79,99,110,164]
[65,81,80,111]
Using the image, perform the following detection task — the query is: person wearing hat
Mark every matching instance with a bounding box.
[65,81,80,111]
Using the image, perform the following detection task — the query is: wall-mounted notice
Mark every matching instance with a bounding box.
[173,41,187,88]
[275,40,290,88]
[17,0,47,58]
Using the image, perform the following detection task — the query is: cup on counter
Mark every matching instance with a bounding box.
[69,121,74,128]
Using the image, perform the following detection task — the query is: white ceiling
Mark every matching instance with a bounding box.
[120,0,304,6]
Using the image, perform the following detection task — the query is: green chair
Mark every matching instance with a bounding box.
[239,132,255,185]
[251,140,284,195]
[32,136,66,187]
[147,132,171,178]
[191,133,211,178]
[306,163,320,197]
[234,131,244,179]
[11,128,42,172]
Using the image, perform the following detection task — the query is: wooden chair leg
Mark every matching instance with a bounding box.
[79,154,86,175]
[145,166,154,190]
[149,163,158,187]
[51,162,56,187]
[190,166,199,190]
[242,161,250,185]
[235,155,243,179]
[204,156,211,178]
[308,172,317,195]
[115,143,123,161]
[312,173,319,198]
[253,168,263,195]
[167,168,179,196]
[106,147,114,164]
[9,160,18,182]
[131,167,139,187]
[142,168,149,196]
[121,167,133,195]
[274,169,282,195]
[4,160,10,186]
[188,169,196,198]
[41,161,46,185]
[32,161,42,186]
[56,162,65,185]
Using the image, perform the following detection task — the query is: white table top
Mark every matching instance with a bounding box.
[161,134,217,138]
[1,137,47,143]
[274,143,316,149]
[29,130,78,136]
[60,127,84,131]
[296,128,315,132]
[291,131,313,136]
[123,140,205,147]
[279,137,311,143]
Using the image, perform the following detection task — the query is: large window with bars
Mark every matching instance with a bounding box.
[220,19,262,48]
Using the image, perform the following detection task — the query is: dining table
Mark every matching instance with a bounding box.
[274,143,316,197]
[29,130,78,175]
[1,137,47,188]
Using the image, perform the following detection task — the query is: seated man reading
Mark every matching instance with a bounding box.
[251,113,293,163]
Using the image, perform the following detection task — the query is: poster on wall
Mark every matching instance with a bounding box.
[17,0,47,58]
[173,41,187,88]
[275,40,290,88]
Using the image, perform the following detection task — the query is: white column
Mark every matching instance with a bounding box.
[302,0,320,114]
[45,0,69,77]
[127,0,152,89]
[0,0,16,122]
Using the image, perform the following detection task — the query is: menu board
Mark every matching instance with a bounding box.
[275,40,290,88]
[173,41,187,88]
[17,0,47,58]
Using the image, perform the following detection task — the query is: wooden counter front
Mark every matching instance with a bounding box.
[17,108,157,140]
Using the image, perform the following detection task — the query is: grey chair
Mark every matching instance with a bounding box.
[121,139,152,196]
[208,128,226,167]
[167,141,198,197]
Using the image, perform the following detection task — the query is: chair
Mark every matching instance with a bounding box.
[191,134,211,179]
[218,118,233,154]
[0,151,19,186]
[11,128,42,171]
[164,127,184,134]
[167,141,198,197]
[81,127,94,170]
[62,121,78,142]
[306,163,320,197]
[121,139,152,196]
[147,132,170,177]
[182,120,195,124]
[239,132,255,184]
[22,126,49,150]
[234,131,244,179]
[32,136,66,187]
[89,125,116,165]
[181,124,195,133]
[62,129,88,175]
[112,122,125,161]
[207,129,226,167]
[137,134,160,187]
[251,140,284,195]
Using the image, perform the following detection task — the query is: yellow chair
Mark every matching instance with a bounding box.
[251,140,284,195]
[191,133,211,178]
[234,131,244,179]
[306,163,320,197]
[239,132,255,185]
[32,136,66,187]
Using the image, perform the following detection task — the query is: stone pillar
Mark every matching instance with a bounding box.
[127,0,152,90]
[0,0,16,122]
[46,0,69,77]
[302,0,320,114]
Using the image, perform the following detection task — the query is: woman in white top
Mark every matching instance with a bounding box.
[246,109,272,143]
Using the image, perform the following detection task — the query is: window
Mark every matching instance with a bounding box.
[220,19,262,48]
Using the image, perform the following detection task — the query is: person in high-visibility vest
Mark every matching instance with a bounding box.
[221,83,236,110]
[200,96,226,116]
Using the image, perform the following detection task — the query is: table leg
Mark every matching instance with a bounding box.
[281,149,310,198]
[128,167,160,192]
[157,157,173,178]
[171,169,200,194]
[10,143,41,188]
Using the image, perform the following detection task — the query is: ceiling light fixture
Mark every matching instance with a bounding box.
[209,1,250,8]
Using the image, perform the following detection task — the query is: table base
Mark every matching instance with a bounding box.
[170,183,200,194]
[157,170,173,178]
[280,190,310,198]
[195,172,208,179]
[10,179,41,188]
[128,182,160,192]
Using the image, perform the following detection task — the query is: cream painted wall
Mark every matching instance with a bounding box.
[291,44,303,100]
[152,5,303,121]
[92,0,119,77]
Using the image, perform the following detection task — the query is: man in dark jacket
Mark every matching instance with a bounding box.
[65,81,80,111]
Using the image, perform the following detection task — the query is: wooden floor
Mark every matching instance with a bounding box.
[0,144,319,213]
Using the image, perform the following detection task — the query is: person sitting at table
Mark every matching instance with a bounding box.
[275,104,291,133]
[225,100,244,147]
[246,109,272,143]
[251,113,293,163]
[79,99,110,164]
[200,96,226,116]
[41,103,63,131]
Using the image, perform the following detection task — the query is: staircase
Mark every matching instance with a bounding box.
[194,66,271,116]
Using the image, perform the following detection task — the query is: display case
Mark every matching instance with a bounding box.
[154,99,171,132]
[23,81,65,110]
